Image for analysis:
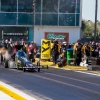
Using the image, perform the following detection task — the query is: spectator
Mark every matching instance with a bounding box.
[61,42,67,57]
[91,41,96,57]
[95,42,99,57]
[8,43,14,57]
[83,42,92,64]
[4,39,9,49]
[1,40,5,47]
[9,38,13,44]
[21,39,25,46]
[27,42,35,62]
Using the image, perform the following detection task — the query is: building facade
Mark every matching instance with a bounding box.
[0,0,33,41]
[0,0,82,45]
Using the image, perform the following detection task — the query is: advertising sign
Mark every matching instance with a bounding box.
[41,39,51,59]
[45,32,69,42]
[3,33,28,36]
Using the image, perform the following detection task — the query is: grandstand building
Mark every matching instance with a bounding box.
[0,0,82,45]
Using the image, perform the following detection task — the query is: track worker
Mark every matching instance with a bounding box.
[52,40,59,64]
[91,41,96,57]
[83,42,92,64]
[74,39,83,66]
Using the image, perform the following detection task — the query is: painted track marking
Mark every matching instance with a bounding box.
[0,81,37,100]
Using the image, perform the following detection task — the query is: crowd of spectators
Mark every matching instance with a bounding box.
[1,38,100,67]
[51,39,100,66]
[0,38,37,62]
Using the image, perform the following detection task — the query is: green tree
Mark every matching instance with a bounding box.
[97,20,100,25]
[82,20,94,38]
[81,20,86,32]
[82,19,100,41]
[97,20,100,39]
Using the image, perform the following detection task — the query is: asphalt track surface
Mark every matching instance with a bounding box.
[0,65,100,100]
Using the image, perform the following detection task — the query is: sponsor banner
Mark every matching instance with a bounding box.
[45,32,69,42]
[3,32,28,36]
[41,39,51,59]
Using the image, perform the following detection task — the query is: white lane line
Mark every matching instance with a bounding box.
[0,91,14,100]
[75,71,100,77]
[45,72,100,86]
[0,81,37,100]
[29,74,100,95]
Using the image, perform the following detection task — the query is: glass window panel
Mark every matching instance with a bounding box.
[0,13,17,25]
[18,0,33,12]
[35,0,41,12]
[1,0,17,12]
[76,14,80,26]
[35,14,41,25]
[42,14,58,25]
[18,13,33,25]
[59,14,75,26]
[42,0,58,13]
[76,0,80,13]
[59,0,76,13]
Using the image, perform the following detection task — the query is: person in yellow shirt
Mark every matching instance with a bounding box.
[74,39,83,66]
[82,42,92,64]
[58,43,61,54]
[51,40,54,50]
[50,40,54,62]
[83,43,92,56]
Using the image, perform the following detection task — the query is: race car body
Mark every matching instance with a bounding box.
[15,50,41,71]
[3,50,41,72]
[2,45,48,72]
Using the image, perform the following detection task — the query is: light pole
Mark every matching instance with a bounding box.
[32,0,35,41]
[94,0,98,42]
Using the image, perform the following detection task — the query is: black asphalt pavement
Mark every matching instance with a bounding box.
[0,65,100,100]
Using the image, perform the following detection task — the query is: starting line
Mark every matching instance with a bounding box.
[0,81,37,100]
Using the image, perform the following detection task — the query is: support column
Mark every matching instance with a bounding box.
[94,0,98,42]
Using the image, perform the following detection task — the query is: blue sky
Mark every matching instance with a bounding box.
[82,0,100,22]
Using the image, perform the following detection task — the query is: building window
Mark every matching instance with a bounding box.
[18,13,33,25]
[42,0,58,13]
[59,0,76,13]
[18,0,33,12]
[1,0,17,12]
[42,14,58,25]
[59,14,75,26]
[0,13,17,25]
[35,0,41,12]
[76,0,80,13]
[35,14,41,25]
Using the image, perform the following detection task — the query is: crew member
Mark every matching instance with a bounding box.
[52,40,59,64]
[91,41,96,57]
[74,39,83,66]
[83,42,92,64]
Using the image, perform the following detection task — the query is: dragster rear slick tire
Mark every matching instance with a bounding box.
[34,68,40,72]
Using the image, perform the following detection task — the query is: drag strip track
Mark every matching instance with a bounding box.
[0,66,100,100]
